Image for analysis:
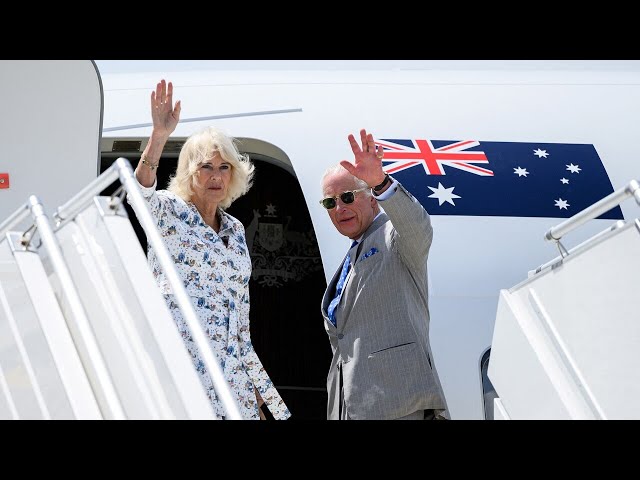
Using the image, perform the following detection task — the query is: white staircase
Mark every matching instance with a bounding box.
[489,180,640,419]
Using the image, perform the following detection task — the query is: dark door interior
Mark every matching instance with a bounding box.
[100,155,330,419]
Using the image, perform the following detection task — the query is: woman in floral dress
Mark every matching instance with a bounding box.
[130,79,290,420]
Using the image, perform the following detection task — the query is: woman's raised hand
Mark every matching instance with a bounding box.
[151,79,181,137]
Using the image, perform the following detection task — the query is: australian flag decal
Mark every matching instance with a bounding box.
[377,138,623,219]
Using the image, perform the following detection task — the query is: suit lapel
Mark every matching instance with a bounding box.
[338,214,389,329]
[324,215,389,329]
[322,253,347,328]
[359,213,388,250]
[349,213,388,267]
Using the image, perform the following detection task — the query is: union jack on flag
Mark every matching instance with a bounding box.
[376,138,623,220]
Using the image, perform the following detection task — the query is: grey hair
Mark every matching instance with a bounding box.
[167,126,255,209]
[321,164,370,194]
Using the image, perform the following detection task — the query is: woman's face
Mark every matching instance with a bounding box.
[191,152,232,208]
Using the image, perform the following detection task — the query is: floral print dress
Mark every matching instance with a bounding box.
[134,181,291,420]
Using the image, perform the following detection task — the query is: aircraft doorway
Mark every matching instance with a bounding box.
[227,160,330,420]
[100,152,330,420]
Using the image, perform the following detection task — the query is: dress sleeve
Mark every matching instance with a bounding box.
[126,177,175,235]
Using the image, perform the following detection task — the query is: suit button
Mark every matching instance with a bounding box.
[338,333,344,339]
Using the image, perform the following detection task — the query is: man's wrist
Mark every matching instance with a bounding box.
[372,173,391,192]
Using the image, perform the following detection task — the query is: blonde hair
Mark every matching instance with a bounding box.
[167,126,255,209]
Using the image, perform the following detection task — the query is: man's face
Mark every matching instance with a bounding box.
[321,171,377,240]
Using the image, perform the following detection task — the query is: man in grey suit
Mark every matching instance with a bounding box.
[319,128,448,420]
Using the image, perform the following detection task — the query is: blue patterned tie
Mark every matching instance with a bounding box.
[328,240,358,327]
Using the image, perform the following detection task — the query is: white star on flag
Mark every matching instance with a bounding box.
[533,148,549,158]
[560,178,569,184]
[566,164,581,173]
[428,182,461,206]
[554,198,570,210]
[514,167,529,177]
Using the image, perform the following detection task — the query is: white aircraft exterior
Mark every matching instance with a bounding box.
[2,60,639,419]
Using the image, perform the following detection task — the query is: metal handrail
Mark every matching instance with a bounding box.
[545,179,640,242]
[0,203,30,242]
[115,157,242,419]
[27,195,126,419]
[3,158,243,419]
[53,162,121,226]
[533,220,626,275]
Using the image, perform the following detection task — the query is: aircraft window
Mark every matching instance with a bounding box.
[481,348,497,420]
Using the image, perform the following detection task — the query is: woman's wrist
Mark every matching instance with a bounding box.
[140,153,159,170]
[149,129,171,146]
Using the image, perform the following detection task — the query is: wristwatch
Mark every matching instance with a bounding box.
[373,173,391,192]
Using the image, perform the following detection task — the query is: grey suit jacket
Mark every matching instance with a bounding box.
[321,181,447,420]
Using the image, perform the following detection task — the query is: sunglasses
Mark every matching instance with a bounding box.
[319,188,368,210]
